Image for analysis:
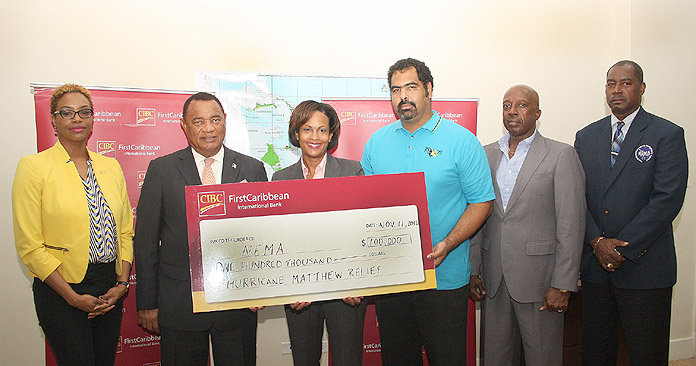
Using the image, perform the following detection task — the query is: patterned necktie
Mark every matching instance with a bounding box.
[610,121,625,167]
[202,158,216,185]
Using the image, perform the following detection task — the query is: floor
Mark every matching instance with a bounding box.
[671,358,696,366]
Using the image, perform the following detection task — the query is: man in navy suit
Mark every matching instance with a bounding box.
[574,60,688,365]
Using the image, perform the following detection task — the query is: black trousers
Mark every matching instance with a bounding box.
[375,286,469,366]
[159,315,257,366]
[581,281,672,366]
[285,299,367,366]
[33,262,122,366]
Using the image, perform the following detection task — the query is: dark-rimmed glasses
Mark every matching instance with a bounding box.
[54,108,94,119]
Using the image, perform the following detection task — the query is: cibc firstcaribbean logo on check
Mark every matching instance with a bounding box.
[198,191,226,217]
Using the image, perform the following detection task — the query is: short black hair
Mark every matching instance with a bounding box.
[608,60,644,83]
[182,92,225,118]
[387,58,434,92]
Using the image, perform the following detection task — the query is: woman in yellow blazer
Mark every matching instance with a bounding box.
[12,84,134,366]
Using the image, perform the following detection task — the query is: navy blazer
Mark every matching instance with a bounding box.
[574,108,688,289]
[134,146,268,331]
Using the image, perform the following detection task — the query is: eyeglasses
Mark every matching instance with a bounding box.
[54,108,94,119]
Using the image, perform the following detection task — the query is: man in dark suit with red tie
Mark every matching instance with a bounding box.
[574,60,688,365]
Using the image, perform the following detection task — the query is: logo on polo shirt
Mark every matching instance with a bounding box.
[97,141,116,157]
[424,147,442,157]
[198,191,226,216]
[136,108,156,126]
[339,110,357,125]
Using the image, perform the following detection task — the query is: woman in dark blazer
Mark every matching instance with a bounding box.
[272,100,366,366]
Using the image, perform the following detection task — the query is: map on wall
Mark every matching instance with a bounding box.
[196,72,390,173]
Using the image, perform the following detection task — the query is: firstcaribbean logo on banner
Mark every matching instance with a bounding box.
[136,108,156,126]
[339,109,357,125]
[97,141,117,157]
[137,171,147,188]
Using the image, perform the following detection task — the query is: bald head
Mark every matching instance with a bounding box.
[502,85,541,143]
[504,85,540,109]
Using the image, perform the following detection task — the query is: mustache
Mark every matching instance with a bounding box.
[399,100,416,109]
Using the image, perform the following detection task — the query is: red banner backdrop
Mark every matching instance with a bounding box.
[32,85,479,365]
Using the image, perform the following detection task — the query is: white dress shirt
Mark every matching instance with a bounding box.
[191,147,224,185]
[496,131,537,212]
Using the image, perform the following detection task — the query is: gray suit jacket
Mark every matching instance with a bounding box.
[135,146,268,331]
[271,154,364,181]
[470,133,586,303]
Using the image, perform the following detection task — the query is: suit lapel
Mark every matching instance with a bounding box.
[324,154,341,178]
[485,145,505,216]
[287,160,305,180]
[176,147,202,185]
[595,117,613,189]
[505,133,549,212]
[221,147,241,183]
[608,109,648,186]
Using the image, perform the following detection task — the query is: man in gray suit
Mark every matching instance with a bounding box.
[469,85,586,365]
[135,92,267,365]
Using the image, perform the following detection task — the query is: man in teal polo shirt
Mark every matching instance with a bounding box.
[361,58,495,365]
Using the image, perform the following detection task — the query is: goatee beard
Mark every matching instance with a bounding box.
[397,101,417,120]
[398,109,417,120]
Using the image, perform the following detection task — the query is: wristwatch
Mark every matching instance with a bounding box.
[116,280,130,289]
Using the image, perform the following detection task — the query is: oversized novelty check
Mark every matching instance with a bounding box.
[185,173,436,312]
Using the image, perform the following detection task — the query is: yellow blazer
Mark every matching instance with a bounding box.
[12,142,134,283]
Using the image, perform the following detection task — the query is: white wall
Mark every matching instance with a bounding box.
[2,1,694,364]
[630,1,696,357]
